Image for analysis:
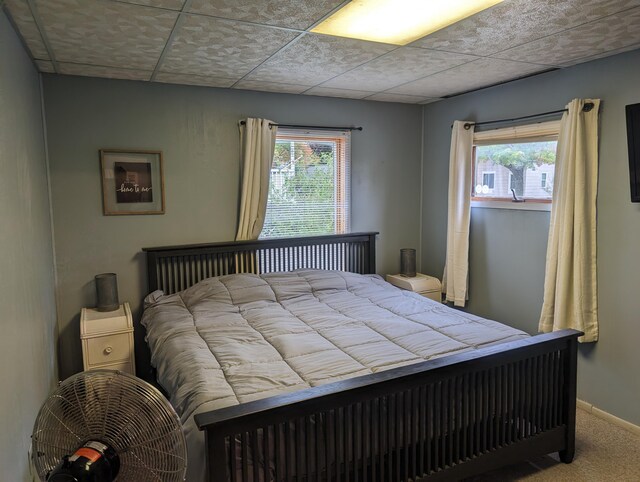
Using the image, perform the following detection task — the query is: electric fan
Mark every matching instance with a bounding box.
[31,369,187,482]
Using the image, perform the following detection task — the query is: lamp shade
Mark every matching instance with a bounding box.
[95,273,119,312]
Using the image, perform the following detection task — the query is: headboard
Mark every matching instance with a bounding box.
[142,232,378,295]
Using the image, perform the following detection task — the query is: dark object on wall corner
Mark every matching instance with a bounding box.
[400,248,417,277]
[626,103,640,202]
[95,273,119,312]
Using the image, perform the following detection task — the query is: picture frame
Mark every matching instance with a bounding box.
[99,149,165,215]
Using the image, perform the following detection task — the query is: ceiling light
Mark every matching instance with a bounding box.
[311,0,505,46]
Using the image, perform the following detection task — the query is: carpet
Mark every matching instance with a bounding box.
[464,408,640,481]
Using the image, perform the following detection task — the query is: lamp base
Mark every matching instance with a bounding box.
[400,248,416,278]
[95,273,119,312]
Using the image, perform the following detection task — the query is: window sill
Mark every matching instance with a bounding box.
[471,200,551,212]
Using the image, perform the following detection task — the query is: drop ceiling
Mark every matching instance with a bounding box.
[4,0,640,104]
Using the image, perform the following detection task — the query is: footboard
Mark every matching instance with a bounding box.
[196,329,580,482]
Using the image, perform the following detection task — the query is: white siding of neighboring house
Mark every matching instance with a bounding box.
[476,161,554,199]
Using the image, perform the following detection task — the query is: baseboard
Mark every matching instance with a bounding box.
[577,399,640,436]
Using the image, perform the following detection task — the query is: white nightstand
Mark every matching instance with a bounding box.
[80,302,136,375]
[386,273,443,303]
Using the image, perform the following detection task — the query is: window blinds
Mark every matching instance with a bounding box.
[261,128,351,239]
[473,120,561,145]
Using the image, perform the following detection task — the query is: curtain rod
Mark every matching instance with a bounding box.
[460,102,595,130]
[239,121,363,131]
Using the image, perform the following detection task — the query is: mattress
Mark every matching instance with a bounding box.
[141,270,528,481]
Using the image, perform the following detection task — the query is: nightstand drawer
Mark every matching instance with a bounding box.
[85,333,132,366]
[81,302,136,375]
[420,290,442,303]
[89,360,134,375]
[386,273,443,303]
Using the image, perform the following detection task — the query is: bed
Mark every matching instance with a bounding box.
[141,232,580,482]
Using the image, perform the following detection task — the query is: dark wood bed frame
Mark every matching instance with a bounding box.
[143,232,580,482]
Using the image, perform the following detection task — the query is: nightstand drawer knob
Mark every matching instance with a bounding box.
[104,346,113,355]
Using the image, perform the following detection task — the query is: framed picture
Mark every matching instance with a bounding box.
[100,149,165,215]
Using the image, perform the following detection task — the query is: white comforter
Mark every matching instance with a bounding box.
[142,270,528,481]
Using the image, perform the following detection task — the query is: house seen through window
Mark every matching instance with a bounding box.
[261,128,350,238]
[472,120,559,203]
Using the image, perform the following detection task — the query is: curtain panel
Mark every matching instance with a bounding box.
[539,99,600,342]
[443,121,475,307]
[235,118,277,241]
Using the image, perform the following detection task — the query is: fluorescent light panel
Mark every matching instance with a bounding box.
[312,0,505,45]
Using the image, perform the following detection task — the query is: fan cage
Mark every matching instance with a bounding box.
[31,369,187,482]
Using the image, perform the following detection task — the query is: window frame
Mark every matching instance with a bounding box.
[471,120,560,209]
[481,171,496,191]
[261,128,351,239]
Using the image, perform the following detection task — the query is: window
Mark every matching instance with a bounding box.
[481,172,495,191]
[261,128,350,238]
[472,120,559,206]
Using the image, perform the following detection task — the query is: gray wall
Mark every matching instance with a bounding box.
[0,11,58,481]
[422,48,640,425]
[43,75,423,379]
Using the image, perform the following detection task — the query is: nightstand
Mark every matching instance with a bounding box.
[386,273,443,303]
[80,302,135,375]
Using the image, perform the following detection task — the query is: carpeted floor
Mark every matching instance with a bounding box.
[465,408,640,481]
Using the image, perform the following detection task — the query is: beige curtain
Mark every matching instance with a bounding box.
[235,118,277,241]
[539,99,600,342]
[443,121,475,307]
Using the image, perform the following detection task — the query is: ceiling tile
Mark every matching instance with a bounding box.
[304,87,374,99]
[160,15,298,78]
[4,0,50,59]
[410,0,640,56]
[154,72,236,88]
[321,47,476,92]
[233,80,309,94]
[494,7,640,66]
[187,0,343,30]
[389,58,548,98]
[58,62,152,80]
[6,0,639,99]
[560,42,640,67]
[245,33,395,86]
[35,59,55,72]
[111,0,186,9]
[32,0,177,70]
[365,93,433,104]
